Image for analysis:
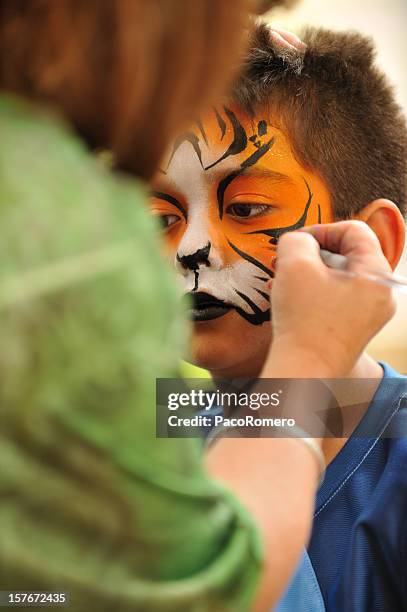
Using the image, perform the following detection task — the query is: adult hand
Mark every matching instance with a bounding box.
[266,221,397,378]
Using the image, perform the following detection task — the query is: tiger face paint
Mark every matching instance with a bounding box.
[150,106,333,375]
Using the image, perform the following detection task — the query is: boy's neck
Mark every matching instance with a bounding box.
[322,353,384,465]
[210,352,384,467]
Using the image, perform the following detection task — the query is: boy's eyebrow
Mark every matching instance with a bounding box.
[231,167,294,184]
[153,173,182,193]
[153,167,293,191]
[150,190,187,220]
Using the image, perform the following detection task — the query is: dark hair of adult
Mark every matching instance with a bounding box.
[0,0,258,179]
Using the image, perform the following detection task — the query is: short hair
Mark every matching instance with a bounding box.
[0,0,254,180]
[231,24,407,218]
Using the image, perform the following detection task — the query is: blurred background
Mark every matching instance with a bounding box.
[263,0,407,372]
[183,0,407,377]
[264,0,407,372]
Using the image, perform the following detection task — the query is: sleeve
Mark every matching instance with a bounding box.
[0,98,263,612]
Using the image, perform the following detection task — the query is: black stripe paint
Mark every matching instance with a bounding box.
[228,240,274,278]
[214,107,227,141]
[246,178,313,243]
[217,137,275,219]
[151,191,187,221]
[205,107,248,171]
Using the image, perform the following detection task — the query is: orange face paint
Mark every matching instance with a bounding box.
[150,105,333,326]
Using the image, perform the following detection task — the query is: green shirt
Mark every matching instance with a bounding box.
[0,95,262,611]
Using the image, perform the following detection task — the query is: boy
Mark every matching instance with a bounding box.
[150,25,407,611]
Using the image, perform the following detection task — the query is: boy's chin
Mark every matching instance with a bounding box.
[189,310,272,377]
[189,341,232,373]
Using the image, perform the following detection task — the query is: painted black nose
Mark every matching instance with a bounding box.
[176,242,211,271]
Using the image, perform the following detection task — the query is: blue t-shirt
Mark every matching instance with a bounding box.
[202,362,407,611]
[307,362,407,611]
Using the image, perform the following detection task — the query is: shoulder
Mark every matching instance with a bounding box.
[357,366,407,566]
[351,365,407,552]
[0,93,180,306]
[370,363,407,510]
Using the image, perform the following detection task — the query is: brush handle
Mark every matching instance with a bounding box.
[319,249,348,271]
[319,249,407,294]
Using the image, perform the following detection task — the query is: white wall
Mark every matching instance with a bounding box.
[266,0,407,371]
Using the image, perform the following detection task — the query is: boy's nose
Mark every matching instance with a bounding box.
[175,211,224,275]
[176,242,211,272]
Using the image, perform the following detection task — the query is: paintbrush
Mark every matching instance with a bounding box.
[320,249,407,294]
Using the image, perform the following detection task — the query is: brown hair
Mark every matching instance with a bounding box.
[0,0,258,180]
[232,24,407,218]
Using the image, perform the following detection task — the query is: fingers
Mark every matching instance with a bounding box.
[276,231,324,270]
[300,221,391,273]
[268,27,307,52]
[300,221,379,256]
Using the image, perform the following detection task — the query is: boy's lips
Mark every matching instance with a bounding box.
[185,291,233,321]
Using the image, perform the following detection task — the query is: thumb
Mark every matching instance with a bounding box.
[276,231,322,269]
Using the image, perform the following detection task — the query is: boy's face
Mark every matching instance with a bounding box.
[150,106,333,377]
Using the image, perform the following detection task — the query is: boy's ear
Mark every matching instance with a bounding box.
[356,199,406,270]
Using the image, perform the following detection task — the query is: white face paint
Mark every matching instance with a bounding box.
[167,140,271,321]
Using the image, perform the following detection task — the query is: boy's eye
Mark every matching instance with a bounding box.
[226,203,270,219]
[159,214,180,229]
